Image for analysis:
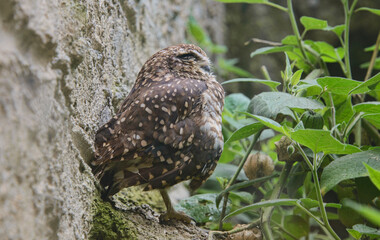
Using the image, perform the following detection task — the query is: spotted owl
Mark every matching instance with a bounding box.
[92,44,224,221]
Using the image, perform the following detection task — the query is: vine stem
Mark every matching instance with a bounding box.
[261,162,293,240]
[312,152,340,240]
[287,0,309,62]
[218,130,263,230]
[342,0,359,79]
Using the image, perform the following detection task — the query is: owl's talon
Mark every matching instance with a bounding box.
[159,210,193,223]
[159,189,193,224]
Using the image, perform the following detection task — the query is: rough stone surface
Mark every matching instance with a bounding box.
[0,0,224,239]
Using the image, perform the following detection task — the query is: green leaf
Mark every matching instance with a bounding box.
[326,24,346,37]
[187,16,227,54]
[223,199,297,220]
[364,44,380,52]
[224,93,251,114]
[363,113,380,129]
[210,163,248,181]
[218,58,253,77]
[248,92,324,120]
[290,129,361,154]
[299,198,341,209]
[317,77,362,96]
[250,46,294,58]
[360,57,380,70]
[287,48,314,72]
[175,193,229,223]
[310,41,344,62]
[187,16,209,44]
[346,228,363,239]
[215,174,278,207]
[347,229,362,239]
[229,191,254,204]
[351,223,380,236]
[296,78,323,97]
[216,176,274,208]
[300,16,328,31]
[281,35,298,45]
[287,163,307,197]
[243,113,287,135]
[350,72,380,94]
[356,7,380,16]
[335,96,354,124]
[216,176,228,189]
[320,149,380,194]
[218,143,239,164]
[284,215,309,238]
[222,78,281,91]
[353,102,380,114]
[290,70,303,86]
[225,123,264,144]
[363,162,380,190]
[284,52,292,81]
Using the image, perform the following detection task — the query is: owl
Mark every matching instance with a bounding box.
[92,44,225,223]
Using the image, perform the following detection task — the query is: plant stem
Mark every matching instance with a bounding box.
[364,31,380,81]
[272,221,299,240]
[354,118,362,146]
[295,201,325,227]
[262,162,293,240]
[261,65,272,81]
[312,152,340,240]
[218,130,263,230]
[342,0,359,79]
[294,143,313,170]
[287,0,309,61]
[218,192,229,230]
[342,112,363,143]
[328,93,337,137]
[362,119,380,145]
[264,2,288,12]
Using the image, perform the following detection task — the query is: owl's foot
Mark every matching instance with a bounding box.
[159,210,192,223]
[159,189,193,224]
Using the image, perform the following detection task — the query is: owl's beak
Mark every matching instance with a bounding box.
[199,60,211,73]
[201,65,211,73]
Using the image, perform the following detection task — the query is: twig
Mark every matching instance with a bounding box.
[261,162,293,240]
[208,219,260,240]
[364,31,380,81]
[342,0,359,79]
[287,0,309,62]
[260,66,272,81]
[218,130,263,230]
[312,152,340,240]
[245,38,282,46]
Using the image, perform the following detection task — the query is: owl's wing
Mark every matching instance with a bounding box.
[93,78,207,171]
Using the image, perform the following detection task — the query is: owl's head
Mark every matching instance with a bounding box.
[139,44,214,81]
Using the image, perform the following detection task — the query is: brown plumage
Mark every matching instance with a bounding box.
[92,44,224,222]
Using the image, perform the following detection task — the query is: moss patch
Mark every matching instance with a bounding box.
[89,197,137,240]
[114,186,165,213]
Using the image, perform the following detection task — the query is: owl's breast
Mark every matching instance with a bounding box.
[197,80,224,156]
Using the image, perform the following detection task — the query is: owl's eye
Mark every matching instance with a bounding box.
[177,53,198,61]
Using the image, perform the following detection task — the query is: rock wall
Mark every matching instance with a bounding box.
[0,0,224,239]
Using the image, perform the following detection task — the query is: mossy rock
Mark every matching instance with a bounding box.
[89,197,137,240]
